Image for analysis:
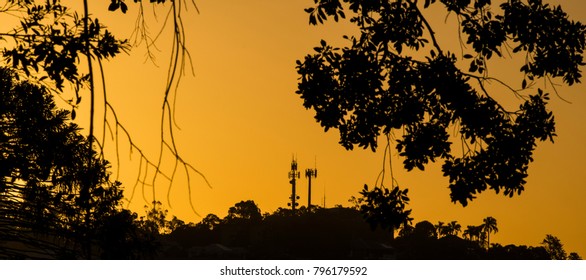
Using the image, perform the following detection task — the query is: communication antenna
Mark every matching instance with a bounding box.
[287,155,300,211]
[322,183,326,208]
[305,156,317,208]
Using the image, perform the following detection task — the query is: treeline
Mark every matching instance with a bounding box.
[146,200,582,260]
[395,220,581,260]
[154,201,391,259]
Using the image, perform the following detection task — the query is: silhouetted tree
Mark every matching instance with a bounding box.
[357,184,413,240]
[225,200,263,223]
[482,216,498,249]
[267,207,295,218]
[348,195,364,210]
[445,221,462,237]
[541,234,567,260]
[398,223,415,238]
[167,216,189,232]
[198,213,222,230]
[296,0,585,206]
[462,226,471,240]
[568,252,582,260]
[94,208,159,259]
[0,66,149,258]
[435,221,446,238]
[216,200,263,247]
[463,225,484,244]
[413,220,438,239]
[139,201,170,235]
[393,220,489,259]
[487,243,549,260]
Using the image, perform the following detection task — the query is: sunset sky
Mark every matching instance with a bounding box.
[67,1,586,256]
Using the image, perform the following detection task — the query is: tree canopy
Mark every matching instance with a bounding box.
[0,66,138,258]
[542,234,567,260]
[226,200,263,223]
[296,0,586,206]
[357,184,412,240]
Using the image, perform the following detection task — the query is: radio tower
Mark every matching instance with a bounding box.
[305,159,317,208]
[288,157,300,211]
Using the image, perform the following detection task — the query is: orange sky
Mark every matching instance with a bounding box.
[62,1,586,256]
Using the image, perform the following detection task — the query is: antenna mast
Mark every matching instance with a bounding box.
[323,183,326,208]
[288,156,300,211]
[305,157,317,208]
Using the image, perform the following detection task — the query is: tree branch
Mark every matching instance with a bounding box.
[408,0,443,54]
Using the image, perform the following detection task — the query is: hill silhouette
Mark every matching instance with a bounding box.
[149,201,570,260]
[161,206,391,259]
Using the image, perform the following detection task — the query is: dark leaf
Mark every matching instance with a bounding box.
[108,2,119,12]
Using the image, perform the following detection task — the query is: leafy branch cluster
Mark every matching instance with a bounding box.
[0,1,127,107]
[357,184,412,240]
[296,0,585,206]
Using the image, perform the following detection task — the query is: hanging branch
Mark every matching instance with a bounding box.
[106,0,210,213]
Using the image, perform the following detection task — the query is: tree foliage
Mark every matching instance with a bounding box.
[357,184,413,240]
[463,224,485,243]
[568,252,582,260]
[541,234,567,260]
[440,221,462,237]
[226,200,263,223]
[0,1,128,103]
[482,216,498,248]
[198,213,221,230]
[296,0,586,206]
[413,220,437,239]
[0,66,144,258]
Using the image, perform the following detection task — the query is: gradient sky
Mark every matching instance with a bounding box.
[67,1,586,256]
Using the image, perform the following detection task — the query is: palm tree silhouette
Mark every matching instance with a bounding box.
[482,217,498,249]
[446,221,462,237]
[463,226,471,241]
[435,221,445,238]
[463,225,483,244]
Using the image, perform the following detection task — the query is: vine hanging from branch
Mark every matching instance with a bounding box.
[0,0,210,215]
